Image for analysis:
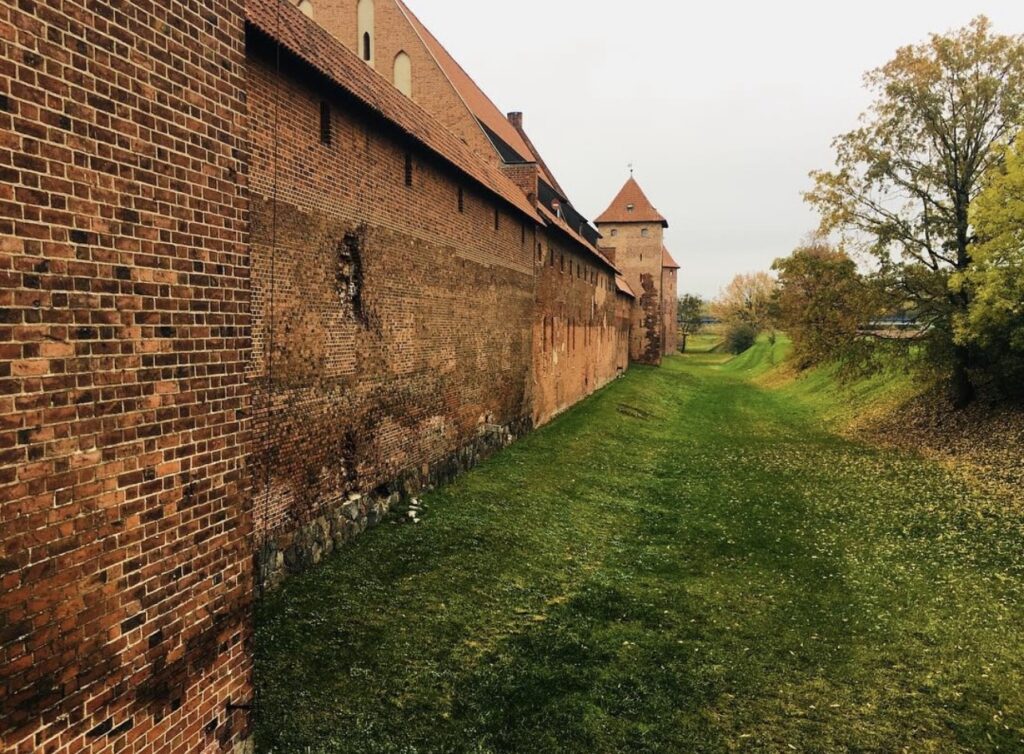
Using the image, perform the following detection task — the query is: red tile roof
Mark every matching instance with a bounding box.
[662,246,680,270]
[394,2,530,159]
[595,177,668,227]
[246,0,540,223]
[537,204,618,273]
[393,1,562,191]
[615,276,636,298]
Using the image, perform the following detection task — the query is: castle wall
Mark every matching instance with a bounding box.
[663,268,679,355]
[531,232,626,426]
[596,224,665,365]
[0,0,253,751]
[1,2,659,750]
[246,50,536,588]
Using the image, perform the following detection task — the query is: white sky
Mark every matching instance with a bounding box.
[407,1,1024,298]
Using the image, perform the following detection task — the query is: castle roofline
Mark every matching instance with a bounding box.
[538,204,619,274]
[595,177,669,228]
[662,246,680,270]
[246,0,540,224]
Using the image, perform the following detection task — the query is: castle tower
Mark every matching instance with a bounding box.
[595,177,671,365]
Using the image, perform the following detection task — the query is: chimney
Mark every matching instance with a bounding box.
[507,111,523,130]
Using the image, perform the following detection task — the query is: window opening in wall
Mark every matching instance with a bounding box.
[560,254,565,272]
[358,0,374,64]
[394,51,412,97]
[494,208,500,231]
[641,228,649,237]
[319,101,331,145]
[458,186,464,212]
[404,153,413,186]
[610,229,618,237]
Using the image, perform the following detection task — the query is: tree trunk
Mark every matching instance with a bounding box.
[950,199,975,408]
[950,343,975,409]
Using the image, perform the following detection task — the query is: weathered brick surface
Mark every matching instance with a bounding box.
[663,265,679,355]
[532,231,627,425]
[246,48,536,585]
[0,0,252,752]
[596,223,666,365]
[2,1,668,750]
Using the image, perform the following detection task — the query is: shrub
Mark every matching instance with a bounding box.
[724,323,758,354]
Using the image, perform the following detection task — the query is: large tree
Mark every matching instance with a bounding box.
[957,131,1024,393]
[712,272,776,334]
[676,294,705,351]
[806,16,1024,406]
[773,239,878,369]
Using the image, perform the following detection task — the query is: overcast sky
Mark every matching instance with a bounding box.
[408,1,1024,298]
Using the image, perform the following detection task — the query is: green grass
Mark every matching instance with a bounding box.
[255,349,1024,753]
[683,334,723,354]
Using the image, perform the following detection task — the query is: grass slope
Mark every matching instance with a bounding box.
[255,352,1024,753]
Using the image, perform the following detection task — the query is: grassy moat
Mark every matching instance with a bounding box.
[255,343,1024,753]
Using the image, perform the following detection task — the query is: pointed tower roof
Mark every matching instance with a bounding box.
[595,177,668,227]
[662,246,680,270]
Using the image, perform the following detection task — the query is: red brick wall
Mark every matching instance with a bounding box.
[662,268,678,355]
[246,49,535,584]
[0,1,252,752]
[596,223,665,365]
[532,233,626,425]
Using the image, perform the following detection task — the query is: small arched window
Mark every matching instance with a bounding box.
[297,0,314,18]
[358,0,374,65]
[394,52,412,97]
[641,228,649,238]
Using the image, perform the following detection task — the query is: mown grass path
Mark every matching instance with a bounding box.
[255,354,1024,753]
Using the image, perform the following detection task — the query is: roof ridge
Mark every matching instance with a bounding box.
[393,0,537,164]
[246,0,540,223]
[390,0,500,163]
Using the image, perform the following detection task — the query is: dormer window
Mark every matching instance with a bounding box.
[626,203,635,213]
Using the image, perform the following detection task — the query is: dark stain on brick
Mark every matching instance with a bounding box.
[86,718,113,738]
[121,613,146,634]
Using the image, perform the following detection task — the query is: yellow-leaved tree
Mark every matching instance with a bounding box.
[958,131,1024,393]
[806,17,1024,406]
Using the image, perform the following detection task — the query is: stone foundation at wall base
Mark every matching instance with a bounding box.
[256,419,531,592]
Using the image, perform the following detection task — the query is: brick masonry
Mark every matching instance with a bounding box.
[246,47,538,588]
[1,1,674,751]
[663,261,679,355]
[597,222,668,365]
[0,0,252,752]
